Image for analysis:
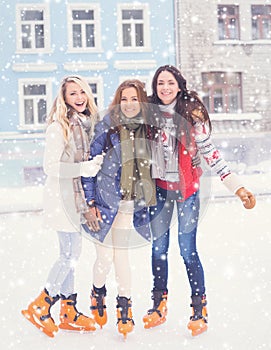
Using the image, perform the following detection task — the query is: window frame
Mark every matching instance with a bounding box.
[201,72,242,114]
[117,3,151,52]
[67,3,102,52]
[18,78,53,130]
[85,76,105,111]
[217,5,240,40]
[251,5,271,40]
[119,75,151,95]
[16,3,51,53]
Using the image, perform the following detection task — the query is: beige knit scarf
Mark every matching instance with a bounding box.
[69,113,90,214]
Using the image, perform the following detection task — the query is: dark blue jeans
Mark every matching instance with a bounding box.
[150,187,205,296]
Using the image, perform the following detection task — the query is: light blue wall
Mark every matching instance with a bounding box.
[0,0,176,187]
[0,0,176,133]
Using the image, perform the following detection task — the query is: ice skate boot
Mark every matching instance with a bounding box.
[187,295,208,336]
[143,290,168,329]
[21,288,59,337]
[59,293,96,332]
[116,296,134,339]
[90,285,107,328]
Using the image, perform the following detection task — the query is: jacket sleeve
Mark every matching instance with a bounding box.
[81,118,108,202]
[194,122,243,193]
[194,122,231,179]
[43,122,81,178]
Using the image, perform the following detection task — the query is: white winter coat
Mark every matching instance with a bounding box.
[43,121,83,232]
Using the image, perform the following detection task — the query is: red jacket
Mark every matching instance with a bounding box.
[156,128,202,201]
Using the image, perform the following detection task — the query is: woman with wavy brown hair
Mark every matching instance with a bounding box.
[82,79,155,338]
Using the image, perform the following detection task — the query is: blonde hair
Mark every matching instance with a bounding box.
[47,75,98,143]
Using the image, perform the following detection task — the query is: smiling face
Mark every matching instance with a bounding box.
[120,87,141,119]
[64,82,87,113]
[156,70,181,105]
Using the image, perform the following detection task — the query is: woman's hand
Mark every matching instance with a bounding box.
[191,108,205,123]
[235,187,256,209]
[80,154,104,177]
[84,206,103,231]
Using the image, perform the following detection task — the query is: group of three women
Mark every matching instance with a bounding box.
[21,65,256,339]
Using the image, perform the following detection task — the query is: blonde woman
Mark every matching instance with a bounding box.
[21,75,103,337]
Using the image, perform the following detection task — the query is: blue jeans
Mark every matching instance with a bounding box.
[150,187,205,296]
[46,231,82,298]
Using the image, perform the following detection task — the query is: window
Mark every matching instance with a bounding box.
[86,77,104,111]
[217,5,240,40]
[67,4,101,51]
[89,83,98,106]
[117,4,150,51]
[119,75,151,95]
[252,5,271,40]
[202,72,242,113]
[18,79,52,129]
[16,4,50,52]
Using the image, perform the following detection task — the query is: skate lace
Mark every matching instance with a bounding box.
[91,293,106,317]
[40,294,59,321]
[67,300,82,321]
[147,308,163,317]
[190,299,208,322]
[116,298,134,325]
[147,292,167,317]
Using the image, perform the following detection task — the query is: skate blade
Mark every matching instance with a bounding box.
[59,323,96,332]
[143,316,166,329]
[94,320,106,329]
[121,332,128,340]
[119,330,131,341]
[21,310,56,338]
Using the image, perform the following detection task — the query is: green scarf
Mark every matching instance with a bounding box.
[119,114,156,206]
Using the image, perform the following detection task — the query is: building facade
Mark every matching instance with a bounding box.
[0,0,176,186]
[1,0,270,188]
[175,0,271,170]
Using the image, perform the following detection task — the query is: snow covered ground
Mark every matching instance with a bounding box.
[1,177,271,350]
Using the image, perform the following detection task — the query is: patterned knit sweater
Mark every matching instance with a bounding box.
[155,119,244,196]
[194,121,243,193]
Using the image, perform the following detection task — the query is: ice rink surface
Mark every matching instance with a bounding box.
[1,190,271,350]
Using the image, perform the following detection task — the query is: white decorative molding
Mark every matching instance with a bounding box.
[12,63,57,72]
[213,40,271,46]
[114,60,157,70]
[63,61,108,71]
[210,113,262,121]
[0,131,45,139]
[200,57,241,72]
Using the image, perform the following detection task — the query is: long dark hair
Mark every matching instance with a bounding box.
[149,65,212,142]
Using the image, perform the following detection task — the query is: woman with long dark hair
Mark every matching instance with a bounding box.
[143,65,256,336]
